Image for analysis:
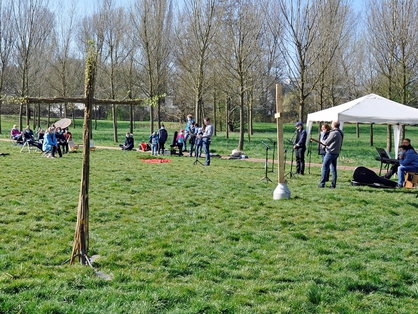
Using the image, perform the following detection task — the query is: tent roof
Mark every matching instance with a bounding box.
[306,93,418,125]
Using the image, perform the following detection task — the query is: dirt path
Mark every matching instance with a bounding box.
[1,137,382,173]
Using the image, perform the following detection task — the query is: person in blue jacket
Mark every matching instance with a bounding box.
[397,144,418,187]
[42,126,58,158]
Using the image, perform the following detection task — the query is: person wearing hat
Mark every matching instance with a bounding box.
[176,129,185,156]
[293,121,307,175]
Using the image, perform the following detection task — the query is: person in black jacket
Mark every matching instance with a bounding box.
[119,132,134,150]
[157,124,168,155]
[293,121,307,175]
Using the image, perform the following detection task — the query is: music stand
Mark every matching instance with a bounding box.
[307,139,312,174]
[258,141,272,183]
[193,145,204,166]
[285,137,297,179]
[268,140,276,173]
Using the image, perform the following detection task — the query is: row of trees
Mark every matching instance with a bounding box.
[1,0,418,149]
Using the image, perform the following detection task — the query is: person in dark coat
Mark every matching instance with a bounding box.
[157,124,168,155]
[119,132,134,150]
[293,121,307,175]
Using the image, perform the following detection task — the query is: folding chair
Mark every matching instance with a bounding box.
[68,139,79,152]
[42,149,53,158]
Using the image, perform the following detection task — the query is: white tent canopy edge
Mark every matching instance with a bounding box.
[304,93,418,157]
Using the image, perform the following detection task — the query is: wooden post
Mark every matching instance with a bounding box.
[276,84,285,184]
[273,84,291,199]
[70,42,97,265]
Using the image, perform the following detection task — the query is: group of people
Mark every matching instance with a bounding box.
[292,120,344,188]
[295,119,418,188]
[11,124,74,158]
[147,115,213,166]
[178,115,213,166]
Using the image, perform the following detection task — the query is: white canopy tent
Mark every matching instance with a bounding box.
[305,93,418,156]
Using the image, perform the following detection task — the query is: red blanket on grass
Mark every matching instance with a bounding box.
[141,159,171,163]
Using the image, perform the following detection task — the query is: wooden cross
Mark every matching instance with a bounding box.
[24,43,142,266]
[273,84,291,199]
[275,84,285,184]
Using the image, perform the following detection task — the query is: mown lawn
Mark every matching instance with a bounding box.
[1,119,418,313]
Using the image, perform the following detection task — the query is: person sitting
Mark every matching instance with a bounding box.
[11,125,22,142]
[22,125,34,142]
[42,127,58,158]
[119,132,134,150]
[37,128,45,143]
[384,138,415,179]
[397,144,418,187]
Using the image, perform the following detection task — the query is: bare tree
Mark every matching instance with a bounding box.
[47,0,84,123]
[12,0,55,129]
[216,0,264,151]
[130,0,173,134]
[278,0,349,122]
[367,0,418,150]
[174,0,220,124]
[0,0,15,133]
[311,0,353,111]
[96,0,130,142]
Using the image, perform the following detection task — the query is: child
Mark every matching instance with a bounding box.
[176,129,185,156]
[149,131,159,155]
[194,124,203,157]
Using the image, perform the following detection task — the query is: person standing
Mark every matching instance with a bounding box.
[176,129,185,156]
[200,117,213,166]
[188,121,196,157]
[318,123,331,181]
[149,132,159,155]
[194,123,203,157]
[157,124,168,155]
[397,145,418,187]
[184,114,194,152]
[293,121,307,175]
[318,120,343,189]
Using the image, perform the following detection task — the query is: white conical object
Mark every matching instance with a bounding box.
[273,182,291,200]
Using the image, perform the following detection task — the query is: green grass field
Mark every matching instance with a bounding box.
[1,117,418,313]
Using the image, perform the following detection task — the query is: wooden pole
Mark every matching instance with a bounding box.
[70,42,97,265]
[276,84,285,184]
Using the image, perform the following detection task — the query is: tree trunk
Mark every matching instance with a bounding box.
[112,104,118,143]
